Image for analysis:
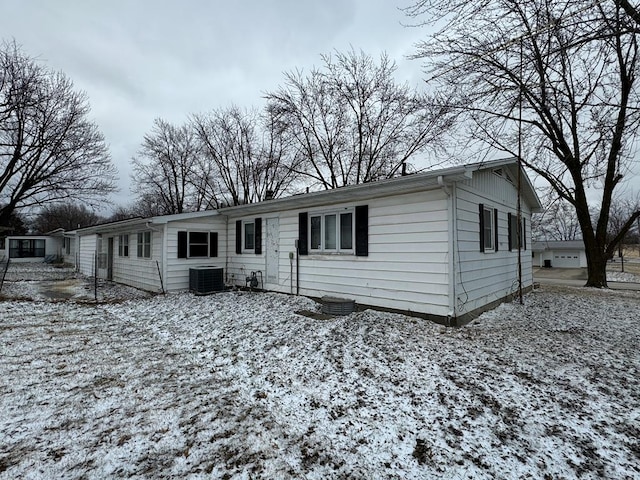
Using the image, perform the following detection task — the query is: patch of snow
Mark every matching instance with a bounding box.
[1,263,151,303]
[1,275,639,478]
[607,270,640,283]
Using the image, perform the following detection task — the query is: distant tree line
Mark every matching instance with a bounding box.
[127,49,453,216]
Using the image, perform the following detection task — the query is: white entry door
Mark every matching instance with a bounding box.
[265,217,279,284]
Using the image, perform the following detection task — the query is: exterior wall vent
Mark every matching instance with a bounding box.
[189,266,224,295]
[321,296,356,316]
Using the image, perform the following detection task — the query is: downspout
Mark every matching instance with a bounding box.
[223,214,229,286]
[161,225,168,291]
[438,175,457,326]
[295,240,300,295]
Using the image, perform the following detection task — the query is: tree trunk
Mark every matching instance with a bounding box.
[584,246,608,288]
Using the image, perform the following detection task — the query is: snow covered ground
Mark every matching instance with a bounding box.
[1,272,639,479]
[607,270,640,283]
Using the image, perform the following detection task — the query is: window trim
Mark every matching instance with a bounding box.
[482,206,495,253]
[243,220,255,252]
[308,208,355,254]
[137,231,152,259]
[118,234,129,257]
[188,231,210,258]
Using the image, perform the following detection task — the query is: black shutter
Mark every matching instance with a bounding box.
[178,231,187,258]
[235,220,242,254]
[355,205,368,257]
[254,217,262,254]
[209,232,218,257]
[494,209,499,252]
[298,212,308,255]
[479,203,485,252]
[508,213,513,251]
[523,218,527,250]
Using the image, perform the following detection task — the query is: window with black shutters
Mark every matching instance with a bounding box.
[298,206,366,256]
[178,231,218,259]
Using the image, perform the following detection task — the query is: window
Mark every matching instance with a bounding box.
[64,238,71,255]
[235,218,261,255]
[9,239,45,258]
[340,212,353,249]
[310,216,321,250]
[508,213,526,251]
[509,214,520,250]
[244,221,255,250]
[189,232,209,257]
[178,231,218,258]
[137,231,151,258]
[483,207,494,251]
[118,235,129,257]
[309,209,354,253]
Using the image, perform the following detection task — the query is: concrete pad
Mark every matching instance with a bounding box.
[533,267,587,280]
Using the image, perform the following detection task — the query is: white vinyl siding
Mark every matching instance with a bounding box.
[111,227,164,291]
[226,190,451,317]
[77,234,97,276]
[455,169,533,316]
[164,216,227,292]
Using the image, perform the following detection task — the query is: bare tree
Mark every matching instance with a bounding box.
[533,197,582,241]
[602,194,640,256]
[106,204,139,222]
[0,41,117,227]
[265,49,453,189]
[620,0,640,27]
[31,202,102,233]
[192,106,300,206]
[406,0,640,287]
[0,209,26,235]
[131,118,207,215]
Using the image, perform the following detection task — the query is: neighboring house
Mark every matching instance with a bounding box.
[0,234,63,262]
[75,212,227,292]
[532,240,587,268]
[72,158,541,325]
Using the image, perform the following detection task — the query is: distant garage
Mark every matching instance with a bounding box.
[552,251,581,268]
[532,240,587,269]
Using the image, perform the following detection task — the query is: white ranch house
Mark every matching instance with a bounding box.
[72,158,541,325]
[0,229,66,263]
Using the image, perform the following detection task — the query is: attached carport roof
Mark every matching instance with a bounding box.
[75,210,220,235]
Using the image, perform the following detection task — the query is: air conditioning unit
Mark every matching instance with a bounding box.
[321,296,356,316]
[189,266,224,295]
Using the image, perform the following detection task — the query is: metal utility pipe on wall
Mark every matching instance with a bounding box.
[295,240,300,295]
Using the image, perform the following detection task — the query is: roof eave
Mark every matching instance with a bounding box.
[219,168,474,217]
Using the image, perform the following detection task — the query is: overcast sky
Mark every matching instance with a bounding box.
[2,1,639,211]
[1,0,431,210]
